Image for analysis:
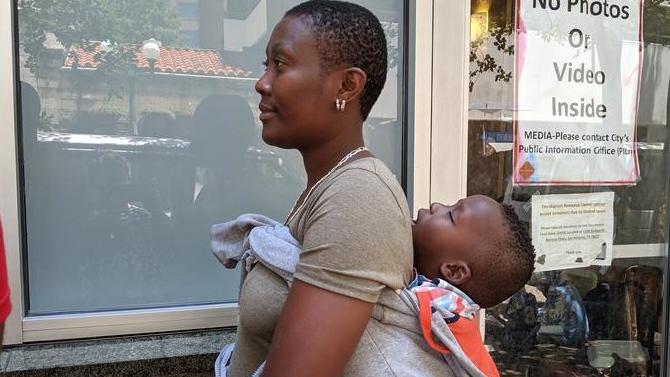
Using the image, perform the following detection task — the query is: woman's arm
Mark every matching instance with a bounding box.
[261,279,374,377]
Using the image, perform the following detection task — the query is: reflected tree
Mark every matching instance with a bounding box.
[469,22,514,92]
[470,0,670,93]
[19,0,180,95]
[644,0,670,46]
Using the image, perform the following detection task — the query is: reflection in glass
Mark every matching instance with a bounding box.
[16,0,405,314]
[468,0,669,375]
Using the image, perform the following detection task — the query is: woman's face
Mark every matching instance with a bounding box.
[412,195,505,265]
[255,16,341,149]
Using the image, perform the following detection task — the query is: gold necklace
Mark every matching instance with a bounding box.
[284,146,368,225]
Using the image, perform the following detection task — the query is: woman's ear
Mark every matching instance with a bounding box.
[439,261,472,285]
[339,67,367,103]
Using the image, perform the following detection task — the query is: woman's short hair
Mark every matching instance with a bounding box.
[191,95,257,167]
[286,0,388,121]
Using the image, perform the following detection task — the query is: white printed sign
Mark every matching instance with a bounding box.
[532,192,614,272]
[514,0,641,185]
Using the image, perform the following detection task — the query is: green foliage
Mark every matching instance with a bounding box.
[468,0,670,93]
[19,0,180,78]
[469,23,514,93]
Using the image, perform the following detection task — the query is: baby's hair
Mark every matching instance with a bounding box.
[500,204,536,288]
[472,204,535,308]
[285,0,388,121]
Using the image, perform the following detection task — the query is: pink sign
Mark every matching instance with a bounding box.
[513,0,642,186]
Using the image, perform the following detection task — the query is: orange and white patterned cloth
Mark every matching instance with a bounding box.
[407,273,500,377]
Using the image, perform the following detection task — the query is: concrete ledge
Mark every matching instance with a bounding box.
[1,329,235,377]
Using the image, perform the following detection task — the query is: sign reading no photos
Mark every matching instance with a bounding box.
[513,0,642,185]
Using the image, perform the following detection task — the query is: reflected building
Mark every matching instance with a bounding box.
[173,0,225,49]
[12,0,405,316]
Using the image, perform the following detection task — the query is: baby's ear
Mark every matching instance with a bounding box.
[439,261,471,285]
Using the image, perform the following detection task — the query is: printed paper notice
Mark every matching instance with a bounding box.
[532,192,614,272]
[513,0,641,185]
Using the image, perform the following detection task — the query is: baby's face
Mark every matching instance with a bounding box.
[412,195,505,267]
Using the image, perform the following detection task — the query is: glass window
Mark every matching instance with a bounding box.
[16,0,406,315]
[226,0,262,19]
[181,30,200,48]
[177,2,200,20]
[468,0,669,375]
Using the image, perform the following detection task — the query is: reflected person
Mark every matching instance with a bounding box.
[179,94,293,255]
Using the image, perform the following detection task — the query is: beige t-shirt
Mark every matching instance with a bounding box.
[227,157,413,377]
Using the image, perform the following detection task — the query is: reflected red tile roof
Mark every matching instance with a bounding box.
[63,43,254,78]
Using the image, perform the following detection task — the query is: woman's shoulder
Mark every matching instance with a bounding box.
[321,157,409,216]
[327,157,401,195]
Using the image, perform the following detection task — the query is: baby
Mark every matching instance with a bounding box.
[406,195,536,376]
[211,195,535,377]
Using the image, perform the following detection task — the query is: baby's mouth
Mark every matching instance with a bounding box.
[414,208,428,225]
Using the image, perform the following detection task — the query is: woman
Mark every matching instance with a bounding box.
[227,1,413,376]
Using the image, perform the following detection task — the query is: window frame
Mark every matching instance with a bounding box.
[0,0,431,344]
[1,0,23,346]
[455,1,670,374]
[3,0,667,354]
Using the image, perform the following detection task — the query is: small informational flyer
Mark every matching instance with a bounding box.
[532,192,614,272]
[514,0,642,185]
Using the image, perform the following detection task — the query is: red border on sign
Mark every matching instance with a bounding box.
[512,0,643,186]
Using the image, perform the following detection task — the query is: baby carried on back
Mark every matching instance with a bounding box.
[210,199,535,377]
